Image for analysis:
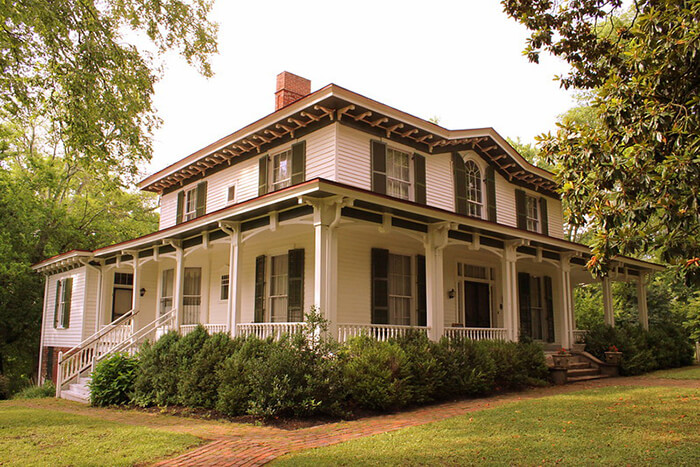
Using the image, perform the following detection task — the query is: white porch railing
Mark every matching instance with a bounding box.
[57,309,138,397]
[180,323,228,336]
[443,327,508,341]
[572,329,588,345]
[237,322,304,340]
[337,323,429,342]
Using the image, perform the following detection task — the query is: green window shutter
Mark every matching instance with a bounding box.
[544,276,555,343]
[452,152,468,215]
[539,197,549,235]
[254,255,266,323]
[370,140,387,195]
[371,248,390,324]
[287,248,304,322]
[517,272,531,339]
[416,254,427,327]
[413,153,426,204]
[485,166,497,222]
[515,189,527,230]
[62,277,73,328]
[53,280,62,328]
[196,181,207,218]
[258,156,268,196]
[291,141,306,185]
[176,191,185,225]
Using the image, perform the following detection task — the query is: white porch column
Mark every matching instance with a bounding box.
[501,241,521,342]
[220,222,241,336]
[425,223,449,341]
[559,255,574,348]
[131,255,141,313]
[602,276,615,327]
[171,241,185,329]
[312,202,335,327]
[637,273,649,330]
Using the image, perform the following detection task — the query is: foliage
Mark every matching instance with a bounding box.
[12,381,55,399]
[392,331,445,404]
[433,338,496,398]
[0,403,200,466]
[584,322,694,375]
[502,0,700,284]
[90,353,140,406]
[132,331,181,407]
[0,374,9,399]
[277,386,700,466]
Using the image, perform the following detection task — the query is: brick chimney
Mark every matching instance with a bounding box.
[275,71,311,110]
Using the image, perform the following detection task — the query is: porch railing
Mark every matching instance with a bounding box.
[337,323,429,342]
[180,323,228,336]
[56,309,138,397]
[237,322,304,340]
[443,327,508,341]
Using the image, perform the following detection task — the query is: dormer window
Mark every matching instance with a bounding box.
[464,160,483,218]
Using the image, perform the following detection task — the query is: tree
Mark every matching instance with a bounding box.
[1,0,218,176]
[502,0,700,284]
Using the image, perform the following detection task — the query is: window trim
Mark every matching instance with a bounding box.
[525,194,540,233]
[54,277,72,329]
[268,253,289,322]
[463,158,484,218]
[385,146,413,201]
[388,253,413,326]
[455,262,494,327]
[226,183,237,205]
[183,186,198,221]
[270,149,293,192]
[220,274,230,301]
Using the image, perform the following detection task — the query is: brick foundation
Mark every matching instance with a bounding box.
[40,346,71,384]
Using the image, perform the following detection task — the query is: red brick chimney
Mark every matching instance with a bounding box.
[275,71,311,110]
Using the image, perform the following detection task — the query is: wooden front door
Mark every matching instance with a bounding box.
[464,280,491,328]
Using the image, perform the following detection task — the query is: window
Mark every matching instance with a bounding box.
[160,269,173,315]
[54,277,73,329]
[182,267,201,325]
[227,184,236,204]
[464,160,483,218]
[112,272,133,321]
[271,150,292,191]
[220,274,230,300]
[388,254,412,325]
[114,272,134,286]
[526,195,540,232]
[456,263,494,328]
[386,148,411,200]
[269,254,289,322]
[184,187,198,221]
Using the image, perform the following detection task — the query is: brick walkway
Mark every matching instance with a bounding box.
[153,375,700,466]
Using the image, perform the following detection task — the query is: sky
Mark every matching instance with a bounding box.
[146,0,576,176]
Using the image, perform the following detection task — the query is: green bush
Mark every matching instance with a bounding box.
[342,336,410,411]
[584,322,694,375]
[89,353,139,406]
[392,331,444,404]
[132,331,181,407]
[12,381,56,399]
[0,374,10,400]
[432,338,495,397]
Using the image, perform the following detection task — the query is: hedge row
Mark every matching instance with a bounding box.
[584,322,694,375]
[90,325,549,417]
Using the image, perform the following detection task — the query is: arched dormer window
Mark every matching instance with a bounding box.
[464,160,483,218]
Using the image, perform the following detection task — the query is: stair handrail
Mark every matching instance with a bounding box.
[60,309,139,362]
[100,308,177,359]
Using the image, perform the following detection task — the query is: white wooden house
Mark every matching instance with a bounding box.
[33,72,661,401]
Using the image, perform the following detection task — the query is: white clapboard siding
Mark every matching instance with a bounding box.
[42,268,87,348]
[426,152,454,211]
[305,124,336,180]
[546,197,565,239]
[336,125,372,190]
[206,243,230,325]
[81,266,99,338]
[494,172,518,229]
[237,228,314,324]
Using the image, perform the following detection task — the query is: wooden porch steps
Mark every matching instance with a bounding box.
[547,351,618,385]
[60,377,90,404]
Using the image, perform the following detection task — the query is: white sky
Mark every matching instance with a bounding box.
[146,0,575,176]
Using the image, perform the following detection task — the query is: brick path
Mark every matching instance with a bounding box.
[153,375,700,466]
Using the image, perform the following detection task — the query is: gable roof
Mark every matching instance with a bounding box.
[138,84,559,197]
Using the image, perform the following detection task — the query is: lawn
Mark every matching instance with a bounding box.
[276,386,700,466]
[648,365,700,380]
[0,402,202,467]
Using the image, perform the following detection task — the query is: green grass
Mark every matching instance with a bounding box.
[0,404,202,466]
[276,386,700,466]
[648,365,700,380]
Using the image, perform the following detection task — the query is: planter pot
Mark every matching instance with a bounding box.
[552,353,572,369]
[550,367,567,385]
[605,351,623,366]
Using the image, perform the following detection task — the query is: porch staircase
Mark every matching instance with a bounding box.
[56,308,177,403]
[547,351,617,384]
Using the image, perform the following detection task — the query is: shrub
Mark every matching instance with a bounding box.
[0,374,10,400]
[13,381,56,399]
[434,338,496,398]
[90,353,139,406]
[132,331,181,407]
[342,336,410,411]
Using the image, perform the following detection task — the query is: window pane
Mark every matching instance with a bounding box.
[388,254,412,325]
[270,255,289,322]
[220,274,229,300]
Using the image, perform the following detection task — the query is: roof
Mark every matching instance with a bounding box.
[138,84,559,197]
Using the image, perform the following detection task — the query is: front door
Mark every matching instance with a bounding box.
[111,272,134,322]
[464,280,491,328]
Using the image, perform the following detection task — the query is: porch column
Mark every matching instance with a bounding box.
[559,255,574,348]
[602,276,615,327]
[312,201,337,331]
[172,242,185,329]
[131,255,141,313]
[502,242,520,342]
[425,223,449,341]
[220,222,241,336]
[637,273,649,330]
